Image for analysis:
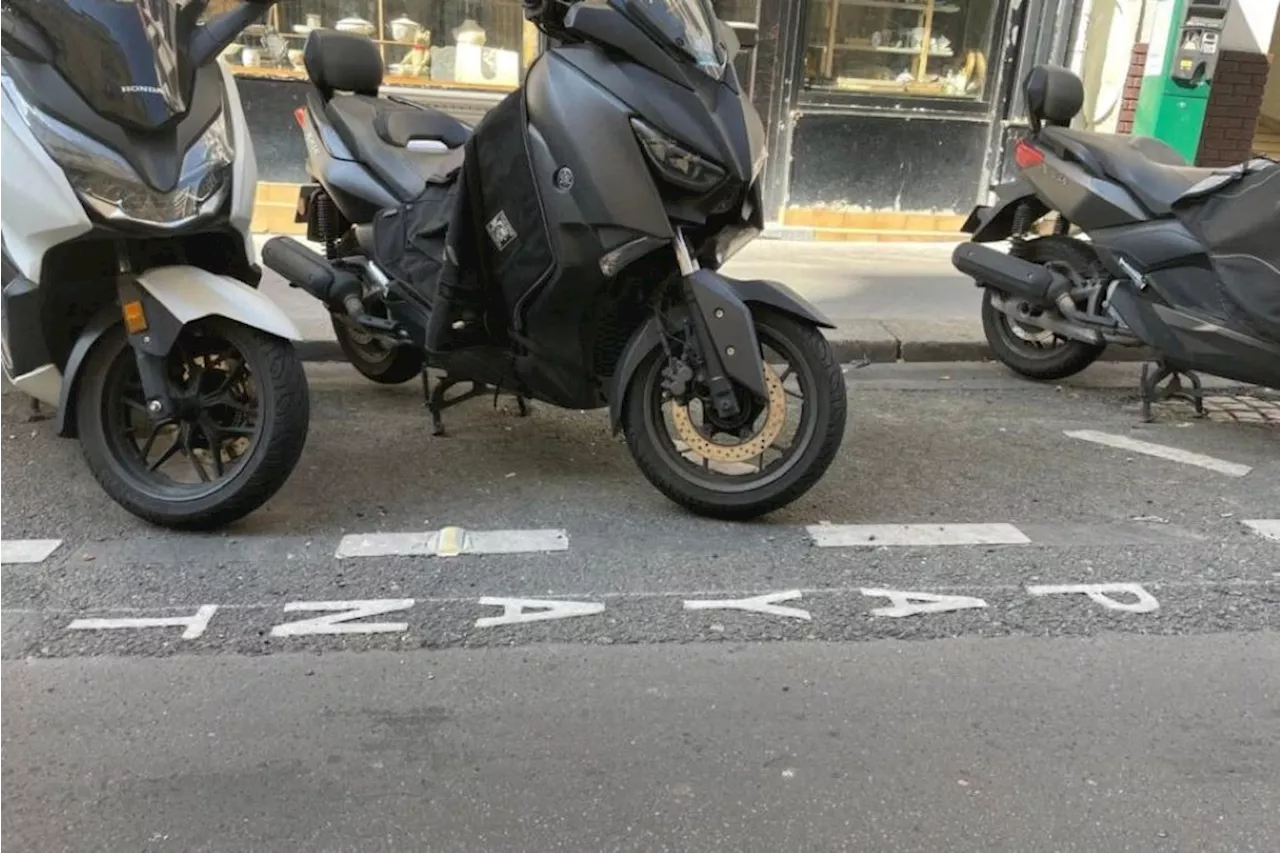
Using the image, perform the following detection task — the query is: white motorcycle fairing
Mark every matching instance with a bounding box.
[0,59,289,413]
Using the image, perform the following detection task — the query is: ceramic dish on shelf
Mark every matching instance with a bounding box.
[389,17,422,42]
[335,17,375,37]
[291,24,313,36]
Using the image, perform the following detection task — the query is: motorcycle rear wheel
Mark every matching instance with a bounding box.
[332,310,424,385]
[981,237,1106,380]
[622,307,846,521]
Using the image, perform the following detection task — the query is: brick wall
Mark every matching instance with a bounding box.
[1117,44,1148,134]
[1196,51,1272,167]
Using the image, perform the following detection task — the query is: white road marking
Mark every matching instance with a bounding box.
[1027,583,1160,613]
[270,599,415,636]
[335,528,569,559]
[474,597,605,628]
[1064,430,1253,477]
[67,605,218,640]
[1,539,63,565]
[807,523,1031,548]
[860,589,989,618]
[1243,520,1280,541]
[683,590,812,621]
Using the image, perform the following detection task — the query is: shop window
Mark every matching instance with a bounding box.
[712,0,760,94]
[204,0,537,91]
[802,0,1001,99]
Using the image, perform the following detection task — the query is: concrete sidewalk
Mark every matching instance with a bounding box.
[259,235,1077,364]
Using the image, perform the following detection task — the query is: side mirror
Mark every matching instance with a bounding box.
[189,1,272,67]
[716,19,741,59]
[729,22,757,51]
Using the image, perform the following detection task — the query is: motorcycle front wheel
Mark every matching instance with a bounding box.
[76,319,310,530]
[622,307,846,520]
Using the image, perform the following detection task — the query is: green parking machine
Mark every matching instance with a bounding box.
[1132,0,1232,162]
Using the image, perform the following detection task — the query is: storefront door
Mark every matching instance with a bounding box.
[749,0,1081,229]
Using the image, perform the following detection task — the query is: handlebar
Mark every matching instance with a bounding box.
[189,1,276,68]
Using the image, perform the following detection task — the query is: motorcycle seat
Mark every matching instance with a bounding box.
[326,95,469,202]
[1039,127,1219,216]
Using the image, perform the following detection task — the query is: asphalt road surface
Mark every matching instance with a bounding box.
[3,362,1278,852]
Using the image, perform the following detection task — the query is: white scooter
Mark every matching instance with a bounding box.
[1,0,308,529]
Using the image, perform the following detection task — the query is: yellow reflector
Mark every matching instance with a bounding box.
[122,300,148,334]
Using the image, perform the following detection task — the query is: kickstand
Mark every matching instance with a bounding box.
[424,374,492,436]
[489,374,530,417]
[1140,361,1205,422]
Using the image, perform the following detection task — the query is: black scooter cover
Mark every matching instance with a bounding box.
[371,89,555,328]
[1173,160,1280,341]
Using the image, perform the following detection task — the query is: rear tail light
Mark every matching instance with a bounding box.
[293,107,307,128]
[1014,139,1045,169]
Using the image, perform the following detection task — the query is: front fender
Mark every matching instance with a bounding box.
[606,274,835,433]
[134,265,302,342]
[54,267,302,437]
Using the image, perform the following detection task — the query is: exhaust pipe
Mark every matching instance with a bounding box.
[261,236,351,305]
[262,236,405,340]
[952,243,1066,306]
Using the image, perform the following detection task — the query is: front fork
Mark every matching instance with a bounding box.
[669,232,769,421]
[114,259,184,420]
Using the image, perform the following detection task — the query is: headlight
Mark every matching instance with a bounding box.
[4,77,232,227]
[630,117,727,193]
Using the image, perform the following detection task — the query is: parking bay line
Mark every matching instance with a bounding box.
[807,523,1032,548]
[1064,429,1253,477]
[1243,520,1280,542]
[336,527,569,559]
[0,539,63,565]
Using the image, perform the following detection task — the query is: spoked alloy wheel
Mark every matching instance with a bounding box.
[623,308,846,520]
[77,319,309,529]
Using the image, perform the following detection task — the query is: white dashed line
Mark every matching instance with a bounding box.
[807,523,1031,548]
[0,539,63,565]
[1064,430,1253,477]
[335,527,569,559]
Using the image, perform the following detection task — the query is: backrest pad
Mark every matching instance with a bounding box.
[303,29,383,100]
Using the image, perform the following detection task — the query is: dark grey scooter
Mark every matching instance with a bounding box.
[953,64,1280,419]
[262,0,847,520]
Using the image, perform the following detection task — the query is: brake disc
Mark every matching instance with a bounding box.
[669,364,788,464]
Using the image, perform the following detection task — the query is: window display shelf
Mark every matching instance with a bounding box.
[804,0,992,101]
[843,0,960,11]
[811,43,955,57]
[206,0,535,91]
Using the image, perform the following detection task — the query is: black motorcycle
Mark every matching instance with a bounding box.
[953,64,1280,418]
[261,0,847,519]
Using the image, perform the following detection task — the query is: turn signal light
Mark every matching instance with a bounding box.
[122,300,148,334]
[1014,139,1046,169]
